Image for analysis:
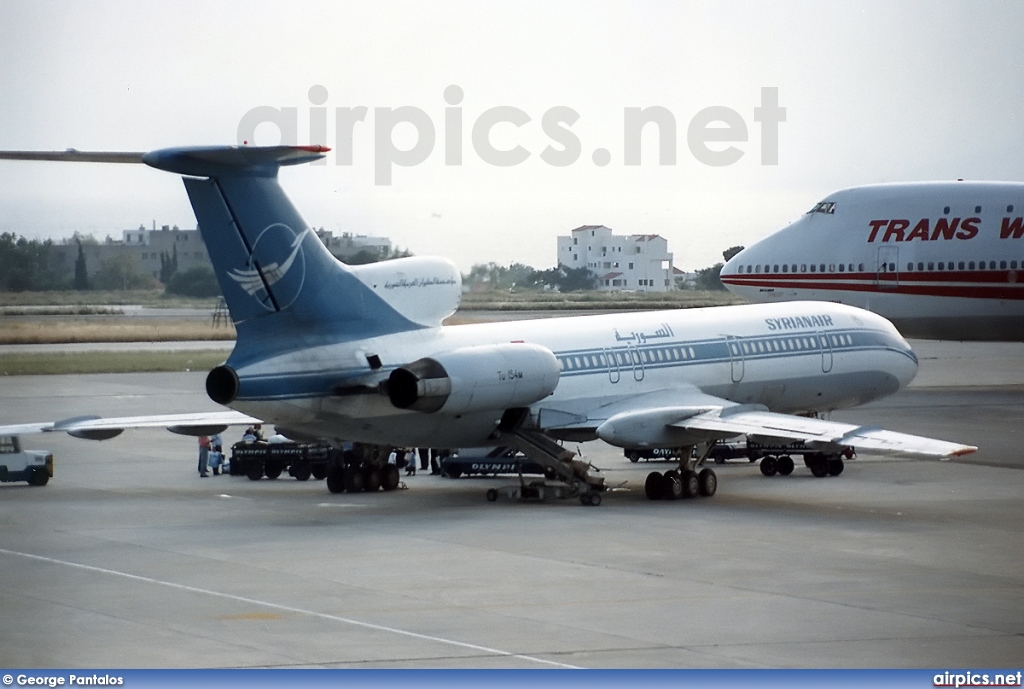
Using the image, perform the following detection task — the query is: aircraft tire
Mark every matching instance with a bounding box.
[665,475,683,500]
[808,456,829,477]
[682,471,699,498]
[698,468,717,497]
[827,458,844,476]
[342,467,364,493]
[326,467,345,494]
[645,471,665,500]
[362,466,382,492]
[663,469,681,499]
[777,455,795,476]
[382,464,400,491]
[759,455,778,477]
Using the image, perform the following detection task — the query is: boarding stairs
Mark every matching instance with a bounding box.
[506,427,605,494]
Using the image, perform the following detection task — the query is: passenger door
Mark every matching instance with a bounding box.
[726,336,744,383]
[876,246,899,290]
[604,348,620,384]
[818,331,833,373]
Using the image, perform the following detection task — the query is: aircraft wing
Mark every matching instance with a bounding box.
[545,388,976,460]
[676,405,976,459]
[0,411,261,441]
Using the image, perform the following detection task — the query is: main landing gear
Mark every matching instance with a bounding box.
[325,445,403,494]
[759,452,845,478]
[644,442,718,501]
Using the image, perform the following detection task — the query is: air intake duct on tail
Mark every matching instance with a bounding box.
[388,343,560,414]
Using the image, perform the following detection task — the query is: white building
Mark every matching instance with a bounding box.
[50,224,210,282]
[556,225,674,292]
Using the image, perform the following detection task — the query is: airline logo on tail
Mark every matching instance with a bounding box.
[227,225,311,311]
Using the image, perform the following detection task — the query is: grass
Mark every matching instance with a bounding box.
[0,319,235,345]
[0,290,220,309]
[0,350,230,376]
[458,289,744,310]
[0,287,745,373]
[0,305,125,316]
[0,288,742,312]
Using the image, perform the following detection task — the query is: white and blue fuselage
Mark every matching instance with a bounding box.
[225,300,916,448]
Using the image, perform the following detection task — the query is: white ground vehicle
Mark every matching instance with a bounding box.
[0,435,53,486]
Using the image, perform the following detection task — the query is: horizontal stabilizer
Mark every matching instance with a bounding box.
[142,145,329,177]
[0,146,330,171]
[0,150,145,164]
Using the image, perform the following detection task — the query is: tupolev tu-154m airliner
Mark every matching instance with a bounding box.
[0,146,976,504]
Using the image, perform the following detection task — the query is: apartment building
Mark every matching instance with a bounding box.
[556,225,674,292]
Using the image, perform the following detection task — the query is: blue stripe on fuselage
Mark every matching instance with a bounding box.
[555,328,911,377]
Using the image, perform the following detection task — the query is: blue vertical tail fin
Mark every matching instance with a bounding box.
[143,146,419,351]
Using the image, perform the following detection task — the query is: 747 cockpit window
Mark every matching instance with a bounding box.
[808,201,836,214]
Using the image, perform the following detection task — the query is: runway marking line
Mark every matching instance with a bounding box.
[0,547,580,669]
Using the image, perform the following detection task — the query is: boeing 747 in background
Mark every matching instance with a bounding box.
[0,146,975,503]
[720,181,1024,341]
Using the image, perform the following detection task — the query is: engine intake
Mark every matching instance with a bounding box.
[388,343,560,414]
[206,365,239,405]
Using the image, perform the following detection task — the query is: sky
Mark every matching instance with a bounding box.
[2,0,1024,272]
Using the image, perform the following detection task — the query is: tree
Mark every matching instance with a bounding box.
[384,246,412,261]
[91,253,158,291]
[694,263,726,291]
[556,265,598,291]
[723,245,744,262]
[346,249,385,265]
[463,262,538,290]
[74,240,90,290]
[0,233,68,291]
[525,264,598,292]
[160,243,179,283]
[166,266,221,298]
